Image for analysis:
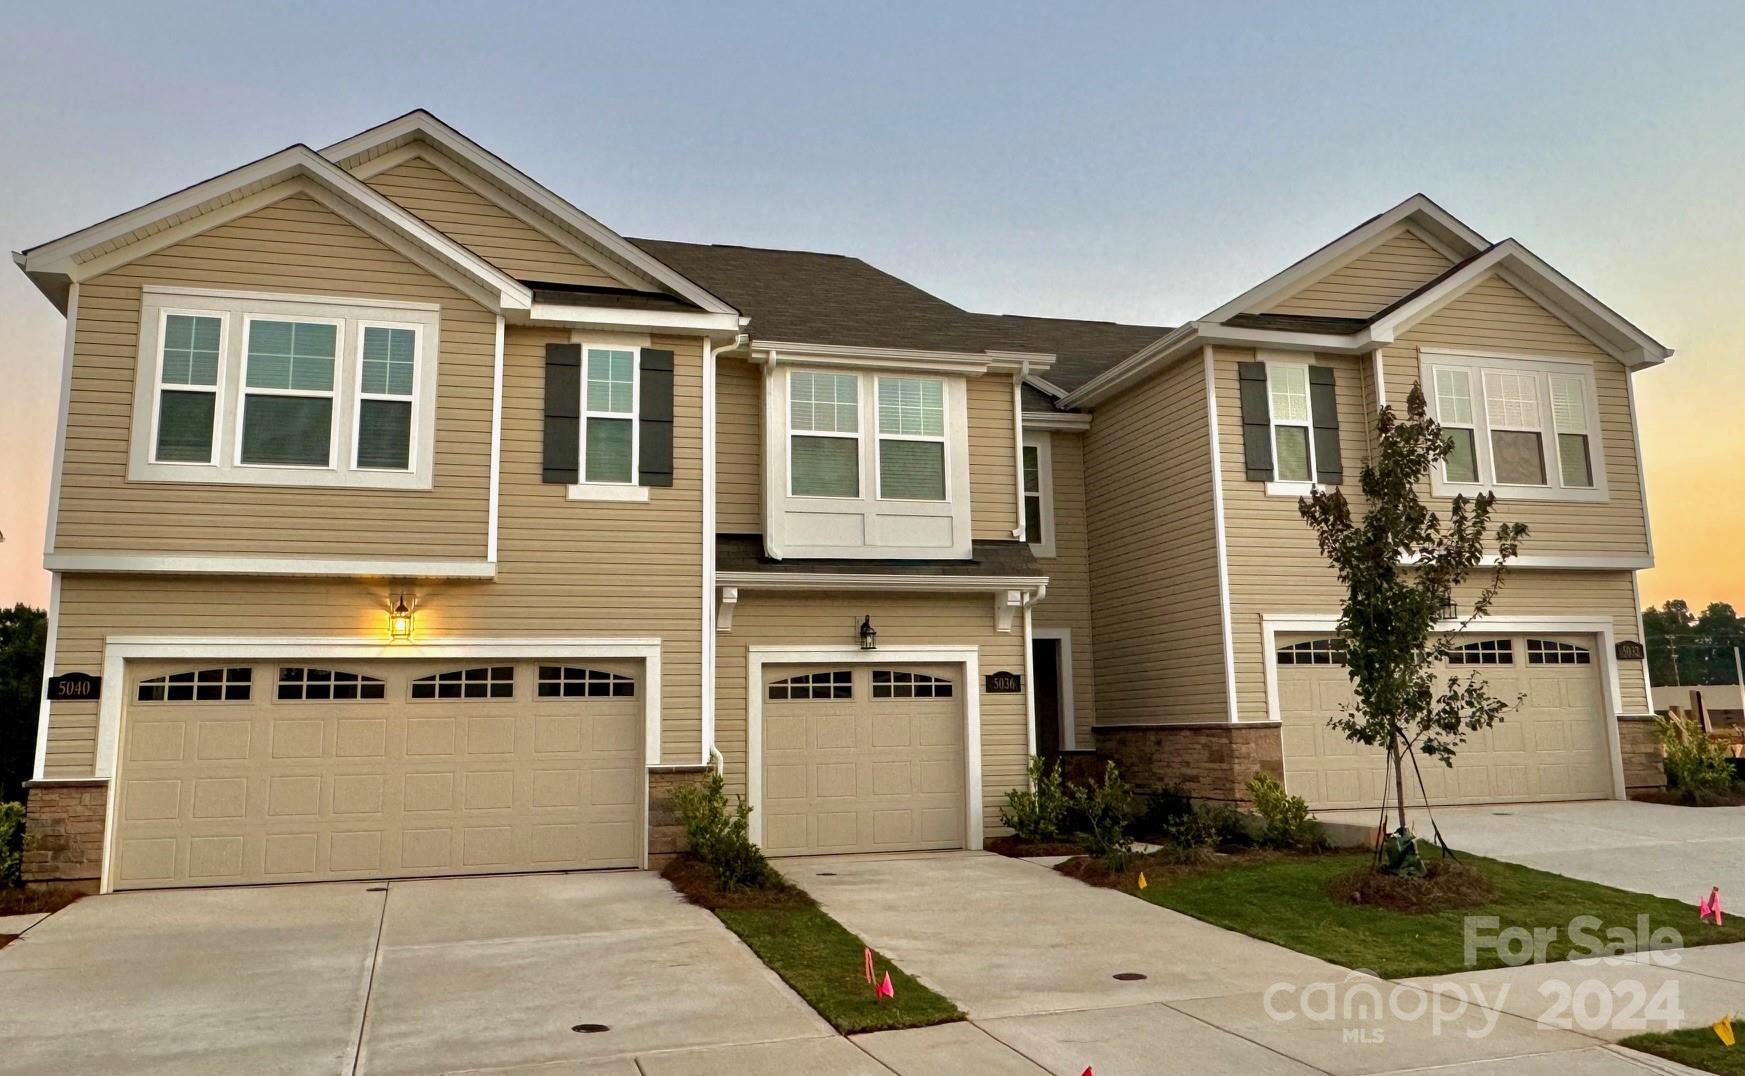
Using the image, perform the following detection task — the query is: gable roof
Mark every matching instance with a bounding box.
[321,111,735,316]
[14,144,532,314]
[969,313,1173,395]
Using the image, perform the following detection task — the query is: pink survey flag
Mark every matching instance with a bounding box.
[1081,1068,1094,1076]
[1702,887,1724,925]
[864,946,875,984]
[877,971,894,1000]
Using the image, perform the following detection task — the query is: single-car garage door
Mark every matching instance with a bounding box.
[760,664,965,856]
[1279,633,1615,809]
[111,659,643,889]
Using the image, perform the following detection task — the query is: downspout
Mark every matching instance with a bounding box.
[702,329,749,769]
[1012,366,1028,540]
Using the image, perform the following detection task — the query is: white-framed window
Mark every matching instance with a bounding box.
[788,370,860,497]
[1022,431,1056,557]
[238,315,342,468]
[127,287,441,489]
[766,365,972,559]
[148,310,227,465]
[582,346,638,484]
[1422,350,1607,502]
[876,376,947,501]
[1267,360,1315,483]
[353,323,420,471]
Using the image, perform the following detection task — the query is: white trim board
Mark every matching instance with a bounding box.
[30,574,61,781]
[743,644,984,853]
[92,636,665,892]
[1203,346,1240,723]
[43,554,496,579]
[1258,613,1627,801]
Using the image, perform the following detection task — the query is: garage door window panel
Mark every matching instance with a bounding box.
[1527,639,1592,665]
[137,667,252,702]
[1276,638,1347,666]
[277,667,386,701]
[1447,639,1514,666]
[768,670,853,700]
[410,666,515,700]
[537,665,635,698]
[871,670,954,698]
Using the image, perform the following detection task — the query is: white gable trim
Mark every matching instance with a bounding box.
[1204,194,1488,323]
[19,146,531,315]
[321,111,737,316]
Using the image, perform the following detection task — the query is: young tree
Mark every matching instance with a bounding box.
[1298,385,1527,847]
[0,604,48,802]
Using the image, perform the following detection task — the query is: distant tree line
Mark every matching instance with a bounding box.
[1642,600,1745,687]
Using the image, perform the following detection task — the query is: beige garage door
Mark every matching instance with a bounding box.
[111,659,643,889]
[761,664,964,856]
[1279,634,1615,809]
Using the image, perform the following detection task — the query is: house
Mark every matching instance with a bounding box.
[13,111,1669,893]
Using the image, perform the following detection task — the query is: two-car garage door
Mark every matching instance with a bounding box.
[1279,633,1616,809]
[112,659,643,890]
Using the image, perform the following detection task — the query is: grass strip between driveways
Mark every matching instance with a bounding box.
[661,857,963,1034]
[1074,848,1745,979]
[1621,1026,1745,1074]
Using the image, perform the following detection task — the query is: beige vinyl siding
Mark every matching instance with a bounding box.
[1084,356,1226,725]
[1265,227,1453,318]
[41,326,706,777]
[363,151,623,288]
[1382,272,1650,558]
[56,189,492,559]
[716,354,763,532]
[1029,431,1097,742]
[969,373,1020,541]
[712,591,1027,837]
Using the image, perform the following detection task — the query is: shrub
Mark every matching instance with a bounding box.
[1069,761,1137,871]
[670,773,775,891]
[1246,772,1326,850]
[1133,784,1193,840]
[1195,802,1253,848]
[0,802,22,889]
[1000,756,1069,842]
[1156,803,1219,865]
[1654,713,1736,803]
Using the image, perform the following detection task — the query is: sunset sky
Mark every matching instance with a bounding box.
[0,1,1738,612]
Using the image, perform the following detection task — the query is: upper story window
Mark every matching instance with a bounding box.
[1237,355,1343,494]
[768,366,972,559]
[1423,351,1606,502]
[1267,363,1314,483]
[583,347,637,484]
[1022,432,1055,557]
[128,287,439,490]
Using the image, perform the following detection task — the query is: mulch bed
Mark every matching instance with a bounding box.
[1326,858,1497,914]
[659,855,814,911]
[0,934,14,951]
[0,885,85,918]
[985,835,1086,858]
[1630,788,1745,808]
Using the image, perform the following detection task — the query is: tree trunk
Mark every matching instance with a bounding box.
[1390,732,1409,832]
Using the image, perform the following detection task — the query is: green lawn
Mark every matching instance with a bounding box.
[1133,850,1745,978]
[1622,1025,1745,1074]
[716,905,963,1034]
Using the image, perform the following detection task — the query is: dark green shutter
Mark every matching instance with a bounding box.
[542,343,581,484]
[1308,365,1342,484]
[1237,361,1273,481]
[638,348,674,487]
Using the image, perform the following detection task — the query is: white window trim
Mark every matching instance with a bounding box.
[875,375,950,503]
[1033,626,1075,749]
[145,308,228,467]
[1421,348,1609,503]
[1022,431,1056,558]
[786,369,862,500]
[577,344,641,487]
[1264,358,1316,486]
[127,288,440,490]
[237,312,346,472]
[349,320,424,473]
[765,365,972,559]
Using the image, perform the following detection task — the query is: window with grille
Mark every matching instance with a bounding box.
[137,667,253,702]
[410,666,515,699]
[1276,639,1347,666]
[537,665,635,698]
[871,670,954,698]
[768,670,853,700]
[276,667,386,701]
[1526,639,1592,665]
[1423,352,1605,500]
[1447,639,1514,666]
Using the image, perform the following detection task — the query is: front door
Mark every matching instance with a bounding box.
[1032,638,1062,759]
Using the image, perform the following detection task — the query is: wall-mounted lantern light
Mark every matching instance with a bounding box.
[1439,596,1458,622]
[858,615,877,650]
[388,593,415,642]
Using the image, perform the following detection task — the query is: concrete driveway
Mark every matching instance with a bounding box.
[783,851,1682,1076]
[0,871,836,1075]
[1328,799,1745,902]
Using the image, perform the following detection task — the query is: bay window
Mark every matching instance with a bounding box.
[877,376,946,500]
[1423,350,1606,501]
[128,287,439,489]
[789,370,860,497]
